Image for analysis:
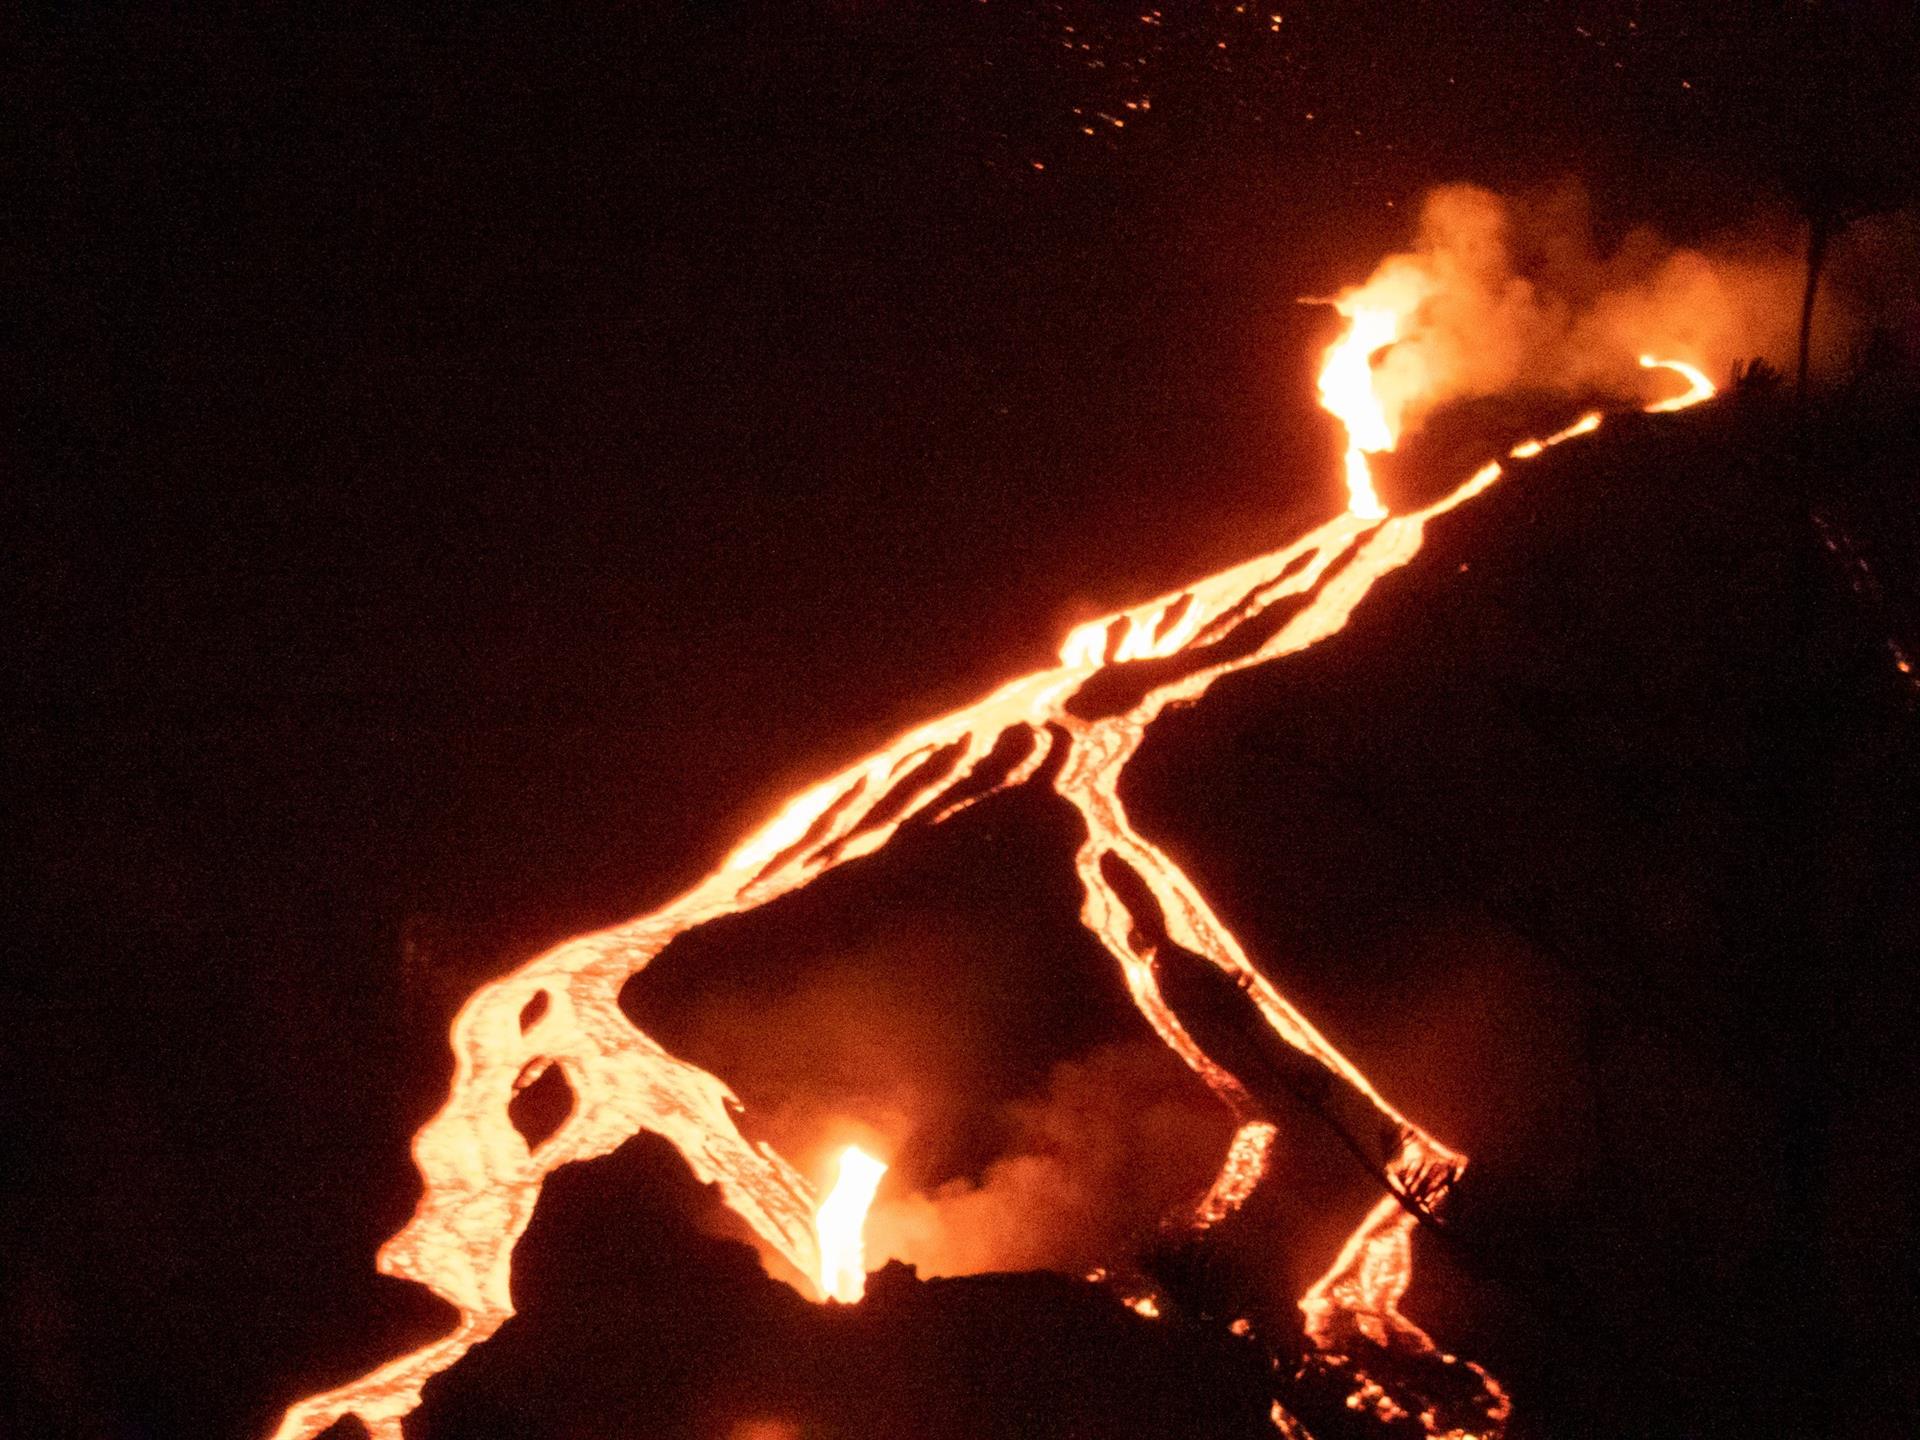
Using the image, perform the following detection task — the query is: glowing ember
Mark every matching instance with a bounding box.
[264,275,1714,1436]
[815,1146,887,1303]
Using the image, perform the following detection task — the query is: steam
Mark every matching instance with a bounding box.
[649,944,1233,1282]
[865,1042,1234,1278]
[1330,182,1843,439]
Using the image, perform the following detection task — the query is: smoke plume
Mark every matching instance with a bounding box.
[1333,182,1846,441]
[864,1040,1234,1278]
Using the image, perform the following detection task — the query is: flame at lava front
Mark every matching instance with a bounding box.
[816,1146,887,1303]
[1317,266,1432,519]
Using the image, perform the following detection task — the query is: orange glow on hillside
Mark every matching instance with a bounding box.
[265,295,1714,1437]
[815,1146,887,1303]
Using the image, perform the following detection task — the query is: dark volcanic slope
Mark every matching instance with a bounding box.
[410,1135,1277,1440]
[395,390,1917,1440]
[1120,386,1919,1440]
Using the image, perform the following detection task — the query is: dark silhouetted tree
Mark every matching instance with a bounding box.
[1759,4,1919,394]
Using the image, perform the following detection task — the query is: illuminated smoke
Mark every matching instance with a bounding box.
[1322,181,1827,451]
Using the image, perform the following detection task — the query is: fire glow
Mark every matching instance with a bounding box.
[815,1146,887,1303]
[1318,295,1413,519]
[266,249,1715,1439]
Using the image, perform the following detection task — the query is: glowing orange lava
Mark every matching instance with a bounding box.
[815,1146,887,1303]
[265,281,1714,1437]
[1299,1196,1511,1438]
[1639,353,1716,413]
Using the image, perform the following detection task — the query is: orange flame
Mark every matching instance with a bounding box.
[1316,268,1432,518]
[1193,1120,1279,1230]
[815,1146,887,1303]
[264,306,1714,1436]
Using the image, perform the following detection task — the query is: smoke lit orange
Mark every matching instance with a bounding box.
[265,275,1713,1437]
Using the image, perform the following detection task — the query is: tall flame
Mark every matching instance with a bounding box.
[815,1146,887,1303]
[265,283,1713,1437]
[1317,267,1432,519]
[1319,304,1400,518]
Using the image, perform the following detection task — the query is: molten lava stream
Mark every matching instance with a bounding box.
[264,269,1714,1439]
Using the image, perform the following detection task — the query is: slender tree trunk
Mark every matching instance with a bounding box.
[1797,215,1831,399]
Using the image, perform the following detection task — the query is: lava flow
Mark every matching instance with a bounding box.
[266,255,1715,1439]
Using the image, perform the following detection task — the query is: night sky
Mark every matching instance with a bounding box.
[12,6,1919,1440]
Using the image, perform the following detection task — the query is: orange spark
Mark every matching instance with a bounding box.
[815,1146,887,1303]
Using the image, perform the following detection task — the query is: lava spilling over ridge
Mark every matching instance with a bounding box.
[266,224,1717,1440]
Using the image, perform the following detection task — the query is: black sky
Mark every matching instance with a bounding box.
[11,6,1918,1440]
